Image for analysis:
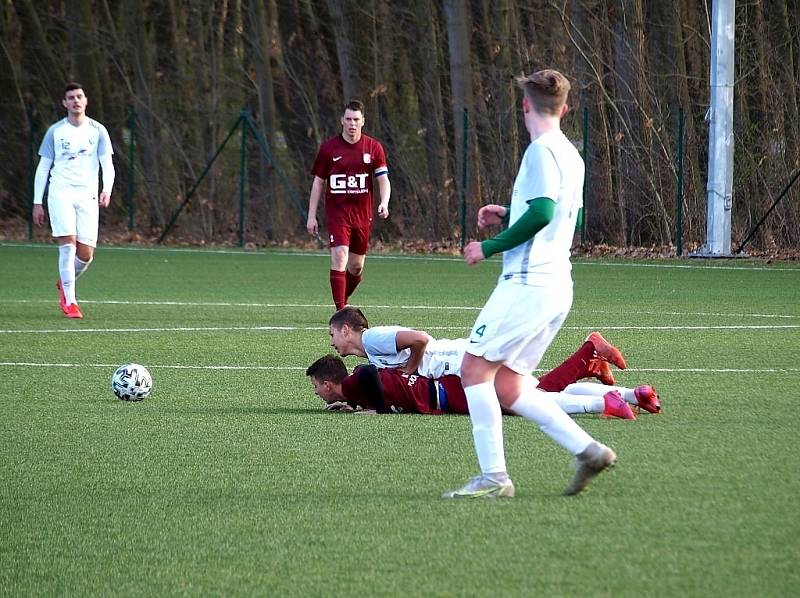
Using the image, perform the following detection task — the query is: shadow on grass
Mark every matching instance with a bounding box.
[158,405,329,416]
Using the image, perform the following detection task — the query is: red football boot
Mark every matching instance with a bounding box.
[586,331,628,370]
[602,390,636,420]
[56,279,68,314]
[65,303,83,319]
[586,358,616,386]
[634,385,662,414]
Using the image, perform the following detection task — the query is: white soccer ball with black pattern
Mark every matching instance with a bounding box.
[111,363,153,401]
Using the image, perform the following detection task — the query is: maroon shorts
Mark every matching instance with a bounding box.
[327,221,371,255]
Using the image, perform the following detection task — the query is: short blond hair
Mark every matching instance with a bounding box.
[515,69,570,116]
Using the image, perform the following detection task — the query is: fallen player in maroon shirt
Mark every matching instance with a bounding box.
[307,336,661,418]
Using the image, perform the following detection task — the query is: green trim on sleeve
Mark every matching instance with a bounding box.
[575,207,584,231]
[480,198,555,258]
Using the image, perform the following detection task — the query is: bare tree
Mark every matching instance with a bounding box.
[406,0,453,237]
[443,0,480,232]
[1,0,798,249]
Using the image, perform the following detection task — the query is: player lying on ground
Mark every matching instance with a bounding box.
[328,306,644,393]
[307,347,661,418]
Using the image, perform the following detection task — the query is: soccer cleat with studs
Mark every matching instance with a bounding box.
[602,390,636,420]
[585,357,616,386]
[442,475,515,499]
[633,385,662,414]
[65,303,83,319]
[586,332,627,370]
[564,442,617,496]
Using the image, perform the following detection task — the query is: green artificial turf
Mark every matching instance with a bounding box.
[1,243,799,596]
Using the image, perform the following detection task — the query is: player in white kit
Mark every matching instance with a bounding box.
[326,306,659,419]
[32,83,115,319]
[328,306,469,378]
[444,70,616,499]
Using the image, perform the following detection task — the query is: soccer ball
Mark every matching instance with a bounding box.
[111,363,153,401]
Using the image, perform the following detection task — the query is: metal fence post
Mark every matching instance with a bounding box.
[127,106,137,231]
[676,108,685,256]
[581,106,588,245]
[27,103,36,240]
[239,110,248,247]
[460,108,468,250]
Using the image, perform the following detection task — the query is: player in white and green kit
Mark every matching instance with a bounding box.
[444,69,616,499]
[33,83,114,319]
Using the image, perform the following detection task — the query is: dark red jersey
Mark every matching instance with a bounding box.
[310,134,388,228]
[340,366,467,415]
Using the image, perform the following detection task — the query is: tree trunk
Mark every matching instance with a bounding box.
[568,0,616,244]
[125,0,163,229]
[67,0,104,117]
[610,0,656,244]
[480,0,518,201]
[325,0,363,101]
[443,0,479,232]
[408,0,452,236]
[650,0,704,243]
[15,0,66,100]
[247,0,279,238]
[773,0,799,166]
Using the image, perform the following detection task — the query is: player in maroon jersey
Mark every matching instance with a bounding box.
[307,355,465,414]
[306,351,662,418]
[307,100,391,310]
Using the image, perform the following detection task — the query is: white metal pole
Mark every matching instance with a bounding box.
[702,0,735,255]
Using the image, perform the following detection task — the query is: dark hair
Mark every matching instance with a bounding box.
[306,354,348,382]
[64,82,84,97]
[343,99,365,116]
[328,306,369,331]
[515,69,570,116]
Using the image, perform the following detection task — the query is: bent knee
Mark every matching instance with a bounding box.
[76,248,95,261]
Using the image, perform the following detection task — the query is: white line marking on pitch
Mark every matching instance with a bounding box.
[2,298,800,321]
[2,299,484,309]
[0,326,323,334]
[3,242,800,272]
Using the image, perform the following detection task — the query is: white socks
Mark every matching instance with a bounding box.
[464,382,507,476]
[553,393,605,414]
[510,378,594,456]
[465,377,601,477]
[58,246,93,305]
[564,382,637,406]
[58,244,77,305]
[74,255,93,279]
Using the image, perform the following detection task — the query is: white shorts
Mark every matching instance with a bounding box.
[466,280,573,376]
[47,184,99,247]
[420,338,469,378]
